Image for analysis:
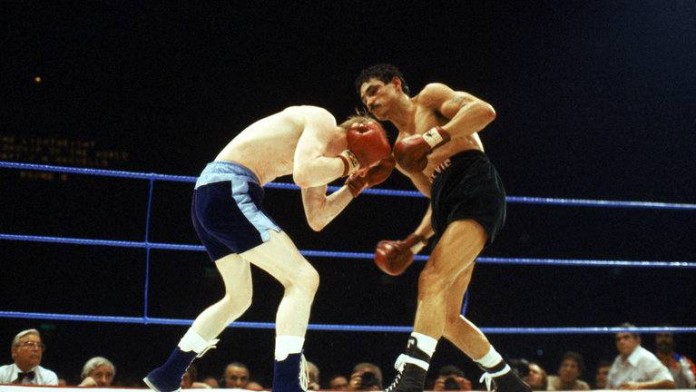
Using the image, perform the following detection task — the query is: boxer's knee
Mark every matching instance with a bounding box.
[285,263,320,297]
[418,264,452,298]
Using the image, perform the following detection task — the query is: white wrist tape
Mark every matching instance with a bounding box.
[422,127,446,149]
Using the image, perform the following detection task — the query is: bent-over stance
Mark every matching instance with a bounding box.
[144,105,393,392]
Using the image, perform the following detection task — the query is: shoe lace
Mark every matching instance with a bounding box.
[384,354,408,392]
[299,354,309,391]
[479,372,494,392]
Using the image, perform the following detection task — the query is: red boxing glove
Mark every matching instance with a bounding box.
[345,121,391,169]
[393,126,451,173]
[345,155,396,197]
[374,233,427,276]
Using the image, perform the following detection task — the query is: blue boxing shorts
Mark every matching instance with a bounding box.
[191,161,281,261]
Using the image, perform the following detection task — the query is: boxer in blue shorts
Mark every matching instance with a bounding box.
[356,64,530,392]
[144,105,394,392]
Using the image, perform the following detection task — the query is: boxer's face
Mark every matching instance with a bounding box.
[359,77,401,120]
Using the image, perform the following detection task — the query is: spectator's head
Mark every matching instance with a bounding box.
[327,374,349,390]
[655,331,675,354]
[202,376,219,388]
[181,363,199,389]
[352,362,383,390]
[557,351,585,383]
[81,356,116,387]
[11,329,45,372]
[508,358,530,378]
[524,362,548,391]
[306,361,320,390]
[433,365,472,391]
[594,360,612,389]
[223,362,250,388]
[615,323,641,358]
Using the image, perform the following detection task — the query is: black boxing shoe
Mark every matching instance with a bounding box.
[384,363,427,392]
[479,368,532,392]
[384,337,431,392]
[494,370,532,392]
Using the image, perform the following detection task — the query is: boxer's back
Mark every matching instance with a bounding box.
[215,106,329,185]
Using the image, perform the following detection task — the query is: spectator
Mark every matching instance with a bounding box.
[524,362,548,391]
[654,331,696,389]
[0,328,58,385]
[306,360,320,390]
[547,351,589,390]
[78,356,116,387]
[607,323,675,389]
[245,380,264,390]
[431,365,472,391]
[347,362,383,391]
[593,360,611,389]
[327,374,349,390]
[202,376,220,388]
[223,362,251,389]
[181,364,211,389]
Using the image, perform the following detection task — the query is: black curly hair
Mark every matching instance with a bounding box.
[354,63,410,96]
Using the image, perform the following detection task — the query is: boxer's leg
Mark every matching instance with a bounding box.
[385,220,485,392]
[241,230,319,392]
[144,254,253,392]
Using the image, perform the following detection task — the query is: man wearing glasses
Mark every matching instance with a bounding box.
[0,328,58,385]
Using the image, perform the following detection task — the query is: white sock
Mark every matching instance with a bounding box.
[475,345,504,369]
[178,329,219,354]
[411,332,438,357]
[275,335,305,360]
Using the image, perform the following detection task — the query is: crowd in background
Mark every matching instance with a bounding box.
[2,325,694,390]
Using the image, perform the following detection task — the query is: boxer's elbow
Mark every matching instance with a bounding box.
[476,101,496,124]
[306,213,328,232]
[293,171,314,188]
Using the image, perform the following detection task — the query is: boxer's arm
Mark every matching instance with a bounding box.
[413,205,434,241]
[293,109,347,188]
[396,163,432,198]
[420,83,496,137]
[301,184,354,231]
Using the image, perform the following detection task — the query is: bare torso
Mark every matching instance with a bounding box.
[214,106,343,185]
[403,99,484,180]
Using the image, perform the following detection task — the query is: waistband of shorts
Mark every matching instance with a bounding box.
[430,149,487,182]
[195,160,259,189]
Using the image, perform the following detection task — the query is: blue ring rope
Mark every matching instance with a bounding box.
[2,160,695,209]
[3,160,695,334]
[1,233,694,269]
[0,311,695,334]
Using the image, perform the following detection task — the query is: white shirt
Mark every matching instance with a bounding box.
[0,363,58,385]
[607,345,674,388]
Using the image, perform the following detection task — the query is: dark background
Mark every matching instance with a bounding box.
[1,0,695,388]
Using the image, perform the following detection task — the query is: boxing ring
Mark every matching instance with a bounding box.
[2,160,696,389]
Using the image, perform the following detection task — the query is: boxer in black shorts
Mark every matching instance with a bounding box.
[430,150,506,248]
[356,64,530,392]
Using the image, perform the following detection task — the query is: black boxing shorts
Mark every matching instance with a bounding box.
[191,161,281,261]
[430,150,506,247]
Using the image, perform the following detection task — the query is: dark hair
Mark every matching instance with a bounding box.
[560,351,586,375]
[355,63,410,96]
[618,322,640,339]
[437,365,465,378]
[596,359,612,368]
